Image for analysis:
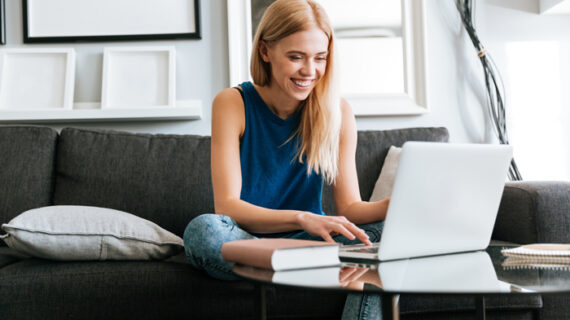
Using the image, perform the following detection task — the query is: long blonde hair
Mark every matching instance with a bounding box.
[250,0,341,184]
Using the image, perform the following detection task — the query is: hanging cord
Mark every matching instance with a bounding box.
[456,0,522,181]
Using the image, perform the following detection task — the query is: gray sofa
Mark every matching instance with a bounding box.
[0,125,568,319]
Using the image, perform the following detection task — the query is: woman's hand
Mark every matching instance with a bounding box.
[295,212,372,245]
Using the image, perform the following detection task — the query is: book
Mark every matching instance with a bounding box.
[501,244,570,270]
[221,238,340,271]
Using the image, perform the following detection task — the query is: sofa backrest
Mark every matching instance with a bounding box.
[322,127,449,214]
[52,126,448,237]
[53,128,212,238]
[0,126,58,246]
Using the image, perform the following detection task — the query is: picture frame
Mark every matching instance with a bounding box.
[227,0,427,116]
[22,0,201,43]
[101,46,176,109]
[1,0,5,45]
[0,48,76,110]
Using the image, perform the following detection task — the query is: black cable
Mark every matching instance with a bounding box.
[456,0,523,180]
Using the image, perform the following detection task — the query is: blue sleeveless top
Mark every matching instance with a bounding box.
[238,81,324,216]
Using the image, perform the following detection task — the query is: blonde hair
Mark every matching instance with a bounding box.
[250,0,341,184]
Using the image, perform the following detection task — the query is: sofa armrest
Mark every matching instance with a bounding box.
[492,181,570,244]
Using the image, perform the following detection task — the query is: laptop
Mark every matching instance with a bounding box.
[339,141,513,261]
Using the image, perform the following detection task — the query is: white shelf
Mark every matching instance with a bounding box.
[0,99,202,123]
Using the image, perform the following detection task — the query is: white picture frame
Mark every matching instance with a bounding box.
[23,0,201,42]
[0,48,75,110]
[227,0,427,116]
[101,47,176,109]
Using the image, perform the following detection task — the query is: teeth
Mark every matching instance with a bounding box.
[293,80,311,87]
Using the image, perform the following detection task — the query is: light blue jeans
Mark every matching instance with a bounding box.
[183,213,384,320]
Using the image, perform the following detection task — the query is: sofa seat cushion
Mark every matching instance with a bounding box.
[0,253,347,320]
[0,247,29,269]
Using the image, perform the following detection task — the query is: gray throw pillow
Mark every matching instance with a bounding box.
[0,205,184,261]
[369,146,402,202]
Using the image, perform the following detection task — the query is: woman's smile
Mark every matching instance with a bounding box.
[291,78,314,89]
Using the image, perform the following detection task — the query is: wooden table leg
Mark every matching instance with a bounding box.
[475,296,486,320]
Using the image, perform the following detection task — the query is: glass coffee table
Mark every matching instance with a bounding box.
[233,245,570,320]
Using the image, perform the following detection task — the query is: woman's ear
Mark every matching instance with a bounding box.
[259,40,271,63]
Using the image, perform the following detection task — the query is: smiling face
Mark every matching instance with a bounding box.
[260,26,329,105]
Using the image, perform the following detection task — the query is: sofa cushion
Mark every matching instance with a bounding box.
[1,206,183,260]
[322,127,449,214]
[0,126,58,246]
[0,254,347,320]
[0,247,28,269]
[369,145,401,202]
[53,128,213,238]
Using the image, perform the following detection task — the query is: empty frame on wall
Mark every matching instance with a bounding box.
[101,47,176,109]
[23,0,201,43]
[0,48,76,110]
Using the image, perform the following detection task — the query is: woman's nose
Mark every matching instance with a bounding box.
[300,60,316,77]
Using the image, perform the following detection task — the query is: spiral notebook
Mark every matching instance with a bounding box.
[501,244,570,270]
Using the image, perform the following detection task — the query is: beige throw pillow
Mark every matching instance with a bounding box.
[369,146,402,202]
[0,205,183,261]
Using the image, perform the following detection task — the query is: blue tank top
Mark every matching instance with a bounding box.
[238,81,324,216]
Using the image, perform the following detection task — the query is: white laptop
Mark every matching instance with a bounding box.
[339,141,513,261]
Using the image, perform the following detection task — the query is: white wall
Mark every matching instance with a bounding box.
[4,0,570,181]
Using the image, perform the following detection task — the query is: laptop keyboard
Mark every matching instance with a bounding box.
[345,247,378,254]
[343,243,381,253]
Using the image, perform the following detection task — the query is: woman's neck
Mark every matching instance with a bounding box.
[254,83,301,120]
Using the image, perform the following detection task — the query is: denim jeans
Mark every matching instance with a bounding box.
[183,213,384,320]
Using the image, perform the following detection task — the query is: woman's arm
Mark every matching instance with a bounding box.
[211,89,369,243]
[332,99,390,225]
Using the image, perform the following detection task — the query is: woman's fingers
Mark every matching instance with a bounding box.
[340,220,371,245]
[322,217,371,245]
[332,223,355,241]
[321,231,335,243]
[303,214,372,245]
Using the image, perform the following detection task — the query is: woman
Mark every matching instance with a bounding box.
[184,0,389,318]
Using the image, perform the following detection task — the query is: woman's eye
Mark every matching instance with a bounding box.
[316,56,327,61]
[289,56,302,61]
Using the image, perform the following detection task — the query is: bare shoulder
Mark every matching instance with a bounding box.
[212,87,245,135]
[213,87,244,110]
